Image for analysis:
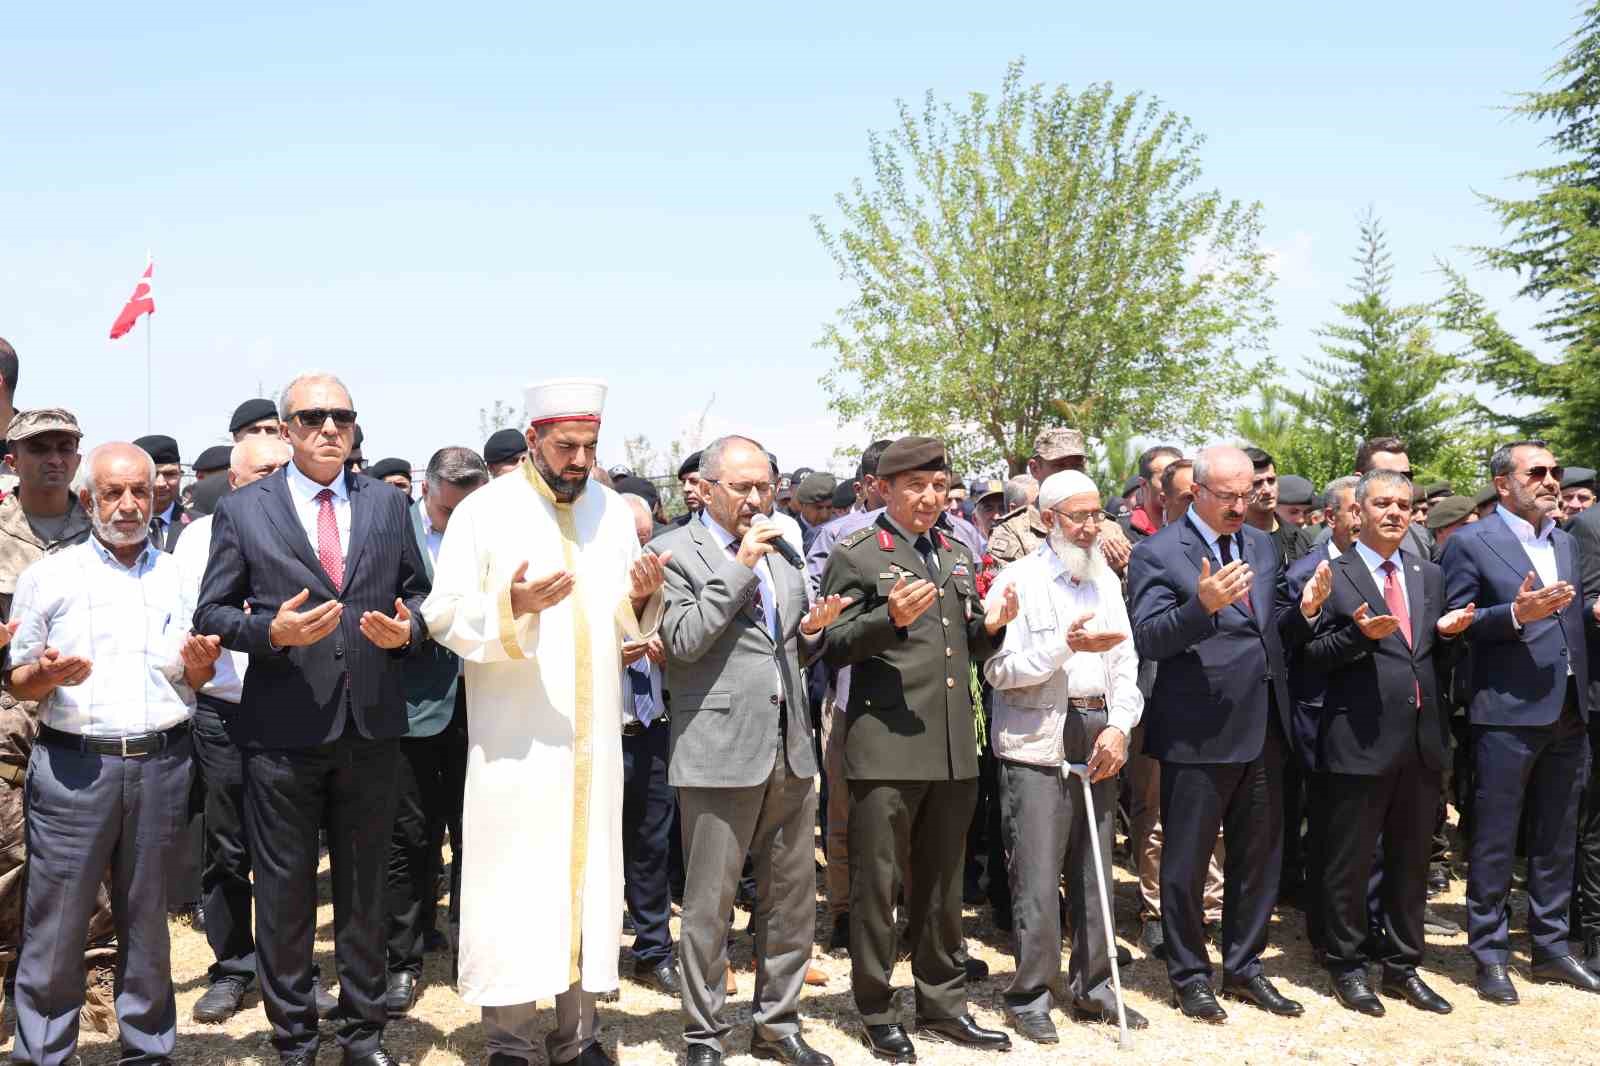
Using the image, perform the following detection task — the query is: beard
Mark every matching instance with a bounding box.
[91,510,150,549]
[1048,528,1108,583]
[533,451,591,503]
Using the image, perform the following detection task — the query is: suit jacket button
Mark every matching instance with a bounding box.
[335,647,344,659]
[946,647,953,657]
[946,677,955,689]
[941,617,949,626]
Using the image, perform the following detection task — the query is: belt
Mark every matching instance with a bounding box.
[38,721,191,758]
[622,714,669,737]
[0,763,22,787]
[1067,696,1107,710]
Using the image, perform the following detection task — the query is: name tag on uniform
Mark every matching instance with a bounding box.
[951,562,969,577]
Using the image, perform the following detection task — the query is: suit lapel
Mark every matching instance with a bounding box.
[1481,513,1541,587]
[343,474,374,586]
[261,470,338,597]
[409,504,434,581]
[691,517,771,639]
[1336,550,1389,624]
[1401,549,1426,652]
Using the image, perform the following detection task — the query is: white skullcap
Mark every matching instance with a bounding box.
[1038,470,1101,511]
[525,377,607,426]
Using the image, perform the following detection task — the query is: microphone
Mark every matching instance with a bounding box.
[751,513,805,569]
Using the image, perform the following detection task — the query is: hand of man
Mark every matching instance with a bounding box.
[1099,523,1132,572]
[1086,725,1129,782]
[268,589,343,648]
[1437,602,1476,637]
[1300,559,1333,619]
[887,575,938,628]
[1065,611,1126,653]
[629,550,672,601]
[643,634,666,665]
[1511,571,1575,625]
[32,647,94,687]
[800,594,854,636]
[1352,602,1401,640]
[509,562,575,619]
[736,523,785,567]
[0,620,17,649]
[985,583,1020,635]
[1196,557,1253,614]
[360,598,413,650]
[622,638,650,666]
[181,633,223,670]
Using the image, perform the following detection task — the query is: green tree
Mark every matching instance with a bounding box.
[1275,212,1482,488]
[1438,3,1600,467]
[1233,388,1341,488]
[814,60,1276,476]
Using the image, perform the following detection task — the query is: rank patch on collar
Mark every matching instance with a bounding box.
[937,532,952,552]
[877,529,894,551]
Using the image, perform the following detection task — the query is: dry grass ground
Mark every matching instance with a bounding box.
[45,843,1591,1066]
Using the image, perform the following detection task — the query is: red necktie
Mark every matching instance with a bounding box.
[316,488,345,591]
[1380,560,1420,708]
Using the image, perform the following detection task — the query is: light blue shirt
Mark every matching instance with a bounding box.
[1185,505,1244,566]
[623,657,665,728]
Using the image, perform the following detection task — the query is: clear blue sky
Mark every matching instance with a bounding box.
[0,2,1579,476]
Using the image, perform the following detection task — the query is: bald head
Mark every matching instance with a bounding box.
[1192,445,1254,534]
[621,493,654,547]
[230,435,291,490]
[80,442,156,550]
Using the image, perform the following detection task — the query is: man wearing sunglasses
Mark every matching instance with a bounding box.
[1441,439,1600,1003]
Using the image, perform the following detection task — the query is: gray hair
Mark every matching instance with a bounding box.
[426,446,490,489]
[230,436,291,473]
[1355,468,1412,505]
[1003,475,1037,511]
[1192,444,1248,488]
[699,435,766,482]
[1322,475,1361,510]
[81,442,156,501]
[1489,439,1550,478]
[277,371,352,420]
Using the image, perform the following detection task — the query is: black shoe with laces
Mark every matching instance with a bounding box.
[193,975,249,1023]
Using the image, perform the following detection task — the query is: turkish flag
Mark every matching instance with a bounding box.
[109,259,155,339]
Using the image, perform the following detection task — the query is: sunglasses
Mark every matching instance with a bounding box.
[1521,464,1565,483]
[288,408,358,430]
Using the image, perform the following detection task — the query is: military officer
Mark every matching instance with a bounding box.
[820,436,1019,1062]
[989,428,1132,572]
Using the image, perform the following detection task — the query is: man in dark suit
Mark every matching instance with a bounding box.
[1301,469,1471,1016]
[1572,499,1600,970]
[1128,445,1327,1023]
[196,371,430,1066]
[1441,439,1599,1004]
[820,436,1018,1062]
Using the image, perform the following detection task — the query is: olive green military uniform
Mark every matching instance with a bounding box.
[985,505,1046,569]
[820,513,1003,1025]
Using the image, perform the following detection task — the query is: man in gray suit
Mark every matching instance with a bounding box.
[651,436,851,1066]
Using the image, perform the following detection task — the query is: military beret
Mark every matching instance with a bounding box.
[351,425,365,450]
[1121,474,1142,497]
[1472,483,1498,507]
[1423,481,1452,500]
[876,436,946,479]
[483,429,528,465]
[1277,474,1315,506]
[1426,495,1476,531]
[193,444,233,474]
[614,475,660,508]
[368,457,411,482]
[133,434,181,465]
[1562,466,1596,490]
[1034,427,1086,460]
[677,450,703,480]
[7,408,82,443]
[186,473,230,517]
[796,472,837,505]
[229,398,279,434]
[791,466,815,483]
[831,479,858,510]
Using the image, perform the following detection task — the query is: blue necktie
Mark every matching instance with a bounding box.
[628,661,656,726]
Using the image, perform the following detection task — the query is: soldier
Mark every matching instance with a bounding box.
[0,409,118,1036]
[820,436,1019,1062]
[989,428,1133,572]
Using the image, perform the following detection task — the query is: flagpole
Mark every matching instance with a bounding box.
[145,312,152,434]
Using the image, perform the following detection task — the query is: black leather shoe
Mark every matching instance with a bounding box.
[862,1023,916,1063]
[916,1014,1010,1051]
[634,961,682,996]
[343,1049,399,1066]
[384,972,418,1017]
[193,975,248,1023]
[1006,1009,1057,1044]
[1171,982,1226,1023]
[686,1046,722,1066]
[1475,963,1518,1005]
[1422,905,1461,937]
[1070,1001,1149,1030]
[750,1034,833,1066]
[1138,918,1165,959]
[1584,934,1600,977]
[575,1044,614,1066]
[962,956,990,981]
[1427,863,1450,896]
[827,913,850,953]
[1531,953,1600,992]
[1381,973,1452,1014]
[1221,975,1304,1017]
[1330,971,1384,1017]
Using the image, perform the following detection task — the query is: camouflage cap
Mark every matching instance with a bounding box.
[1034,427,1086,460]
[7,408,82,443]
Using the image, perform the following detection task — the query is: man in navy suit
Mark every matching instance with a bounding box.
[1301,469,1472,1017]
[196,372,430,1066]
[1128,445,1330,1023]
[1441,439,1600,1004]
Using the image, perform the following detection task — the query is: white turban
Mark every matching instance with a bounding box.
[524,377,607,426]
[1038,470,1101,511]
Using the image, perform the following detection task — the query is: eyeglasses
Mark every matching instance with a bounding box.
[1051,507,1108,525]
[1521,464,1565,483]
[1196,483,1261,507]
[704,478,774,499]
[288,407,358,429]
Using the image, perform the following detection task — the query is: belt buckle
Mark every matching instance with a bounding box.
[121,736,130,758]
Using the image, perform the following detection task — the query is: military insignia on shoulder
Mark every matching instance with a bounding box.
[839,527,876,550]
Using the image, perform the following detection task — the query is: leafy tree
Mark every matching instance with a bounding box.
[1438,3,1600,467]
[477,399,524,441]
[814,60,1276,475]
[1233,388,1341,488]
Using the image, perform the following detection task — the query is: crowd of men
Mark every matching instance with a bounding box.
[0,329,1599,1066]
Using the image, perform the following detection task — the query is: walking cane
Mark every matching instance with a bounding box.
[1065,761,1129,1048]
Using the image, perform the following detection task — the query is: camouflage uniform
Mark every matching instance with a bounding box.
[985,504,1048,569]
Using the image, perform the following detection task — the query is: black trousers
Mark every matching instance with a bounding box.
[193,696,255,986]
[1280,755,1308,898]
[848,778,977,1025]
[1160,722,1285,990]
[385,692,467,977]
[1321,758,1439,978]
[621,718,674,968]
[244,729,400,1059]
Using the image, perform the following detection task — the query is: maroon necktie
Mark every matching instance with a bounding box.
[1380,560,1420,708]
[1217,533,1252,613]
[315,488,345,591]
[725,541,765,618]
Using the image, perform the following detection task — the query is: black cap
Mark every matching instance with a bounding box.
[875,436,946,479]
[677,450,703,480]
[229,398,278,434]
[1277,474,1315,506]
[796,472,837,505]
[1472,484,1498,507]
[186,473,231,517]
[367,457,411,482]
[193,444,232,474]
[483,429,528,465]
[1562,466,1596,490]
[133,434,180,465]
[614,475,661,508]
[351,424,364,450]
[831,479,858,510]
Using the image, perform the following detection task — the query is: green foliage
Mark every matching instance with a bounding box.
[1084,417,1144,501]
[815,60,1277,475]
[1233,389,1342,488]
[1438,3,1600,467]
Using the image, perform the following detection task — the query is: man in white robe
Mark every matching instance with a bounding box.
[421,379,668,1066]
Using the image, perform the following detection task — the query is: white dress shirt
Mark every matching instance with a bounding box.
[9,538,194,736]
[702,511,779,639]
[1352,538,1410,615]
[172,512,248,702]
[420,505,444,566]
[285,460,351,556]
[1497,504,1573,673]
[1186,505,1241,567]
